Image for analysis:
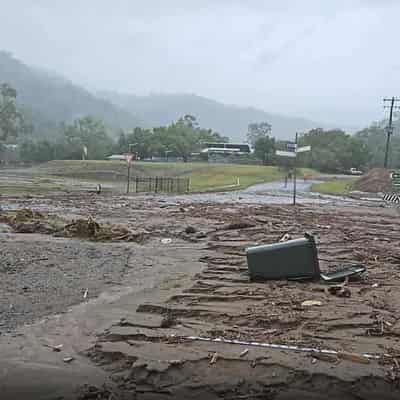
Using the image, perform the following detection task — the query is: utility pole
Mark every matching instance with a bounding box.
[383,97,400,168]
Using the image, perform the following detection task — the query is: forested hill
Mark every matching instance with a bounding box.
[0,51,322,141]
[0,51,142,137]
[99,91,321,141]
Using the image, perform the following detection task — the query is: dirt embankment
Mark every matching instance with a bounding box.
[352,168,392,193]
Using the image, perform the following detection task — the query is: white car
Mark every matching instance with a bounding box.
[348,168,363,175]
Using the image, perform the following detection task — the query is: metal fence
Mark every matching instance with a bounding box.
[129,176,190,193]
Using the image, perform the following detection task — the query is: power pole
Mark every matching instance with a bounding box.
[383,97,400,168]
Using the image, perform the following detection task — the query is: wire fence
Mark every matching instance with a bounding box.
[129,176,190,193]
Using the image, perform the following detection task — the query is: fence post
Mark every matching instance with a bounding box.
[135,176,138,193]
[155,176,158,193]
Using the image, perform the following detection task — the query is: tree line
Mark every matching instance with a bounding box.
[1,83,399,172]
[247,122,396,173]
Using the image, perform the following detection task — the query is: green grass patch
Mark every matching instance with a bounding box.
[35,160,318,192]
[311,179,356,195]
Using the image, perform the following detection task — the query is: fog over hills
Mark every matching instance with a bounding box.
[0,51,326,141]
[98,91,326,141]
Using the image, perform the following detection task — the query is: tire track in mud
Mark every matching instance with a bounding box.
[84,203,400,398]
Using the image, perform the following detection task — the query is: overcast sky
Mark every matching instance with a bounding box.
[1,0,398,127]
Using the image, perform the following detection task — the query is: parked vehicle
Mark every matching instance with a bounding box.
[348,167,363,175]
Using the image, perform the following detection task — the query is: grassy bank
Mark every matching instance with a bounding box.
[311,178,356,195]
[34,160,317,192]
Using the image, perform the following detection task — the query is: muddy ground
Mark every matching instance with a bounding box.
[1,191,400,399]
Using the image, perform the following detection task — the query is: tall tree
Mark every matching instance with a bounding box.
[247,122,272,146]
[62,116,112,159]
[298,128,370,172]
[0,83,23,141]
[254,136,276,165]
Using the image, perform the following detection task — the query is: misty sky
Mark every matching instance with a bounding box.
[1,0,398,127]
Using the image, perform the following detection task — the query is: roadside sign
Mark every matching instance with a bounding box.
[276,150,296,158]
[276,135,311,206]
[391,171,400,191]
[287,143,297,151]
[391,171,400,179]
[296,145,311,153]
[124,153,134,164]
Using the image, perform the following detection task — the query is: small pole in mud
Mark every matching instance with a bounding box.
[125,145,135,194]
[126,161,131,194]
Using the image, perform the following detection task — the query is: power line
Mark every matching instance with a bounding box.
[383,97,400,168]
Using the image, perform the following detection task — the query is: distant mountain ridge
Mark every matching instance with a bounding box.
[99,91,322,141]
[0,51,142,137]
[0,51,323,141]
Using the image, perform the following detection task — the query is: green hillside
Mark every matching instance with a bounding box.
[0,51,142,137]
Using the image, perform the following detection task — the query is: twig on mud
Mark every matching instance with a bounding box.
[28,257,49,262]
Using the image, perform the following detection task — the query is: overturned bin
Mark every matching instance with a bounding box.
[246,235,320,281]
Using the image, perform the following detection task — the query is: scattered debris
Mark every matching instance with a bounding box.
[279,233,291,242]
[327,285,351,297]
[239,349,249,357]
[0,210,146,242]
[63,356,75,363]
[337,351,370,365]
[312,353,338,363]
[180,336,380,360]
[196,231,207,239]
[210,352,218,364]
[185,226,197,234]
[263,329,279,335]
[44,343,63,352]
[301,300,323,307]
[63,217,100,238]
[220,221,255,231]
[83,288,89,299]
[161,238,172,244]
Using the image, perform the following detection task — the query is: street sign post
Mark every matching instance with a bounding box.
[296,145,311,153]
[276,134,311,205]
[125,153,134,194]
[276,150,296,158]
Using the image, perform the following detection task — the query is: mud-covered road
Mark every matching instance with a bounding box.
[1,190,400,399]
